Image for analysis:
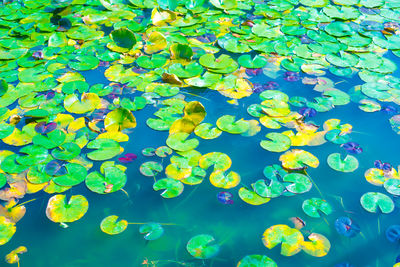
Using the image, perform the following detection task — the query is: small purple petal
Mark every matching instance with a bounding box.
[284,72,300,82]
[217,191,233,205]
[118,153,138,163]
[264,81,279,90]
[299,107,317,118]
[341,142,363,154]
[245,68,262,76]
[32,51,44,60]
[381,105,397,115]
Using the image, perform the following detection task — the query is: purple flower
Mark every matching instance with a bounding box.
[374,160,392,171]
[284,72,300,82]
[217,192,233,204]
[32,51,44,60]
[118,153,138,163]
[299,107,317,118]
[245,68,262,76]
[341,142,363,154]
[381,105,397,115]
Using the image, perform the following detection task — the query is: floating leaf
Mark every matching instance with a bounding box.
[238,187,270,205]
[153,178,184,198]
[186,234,220,259]
[301,233,330,257]
[262,225,303,256]
[139,222,164,240]
[87,139,121,161]
[0,216,16,245]
[5,246,27,264]
[111,28,136,50]
[302,198,333,218]
[360,192,394,214]
[237,255,277,267]
[209,170,240,189]
[104,108,137,132]
[100,215,128,235]
[260,133,291,152]
[279,149,319,170]
[327,153,359,172]
[283,173,312,194]
[86,166,127,194]
[166,132,199,152]
[46,194,88,223]
[140,161,163,177]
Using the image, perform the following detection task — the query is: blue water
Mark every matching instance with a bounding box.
[2,2,400,267]
[1,63,400,267]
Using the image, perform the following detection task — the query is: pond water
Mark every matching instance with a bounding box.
[1,0,400,267]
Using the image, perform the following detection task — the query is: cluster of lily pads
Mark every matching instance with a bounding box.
[0,0,400,265]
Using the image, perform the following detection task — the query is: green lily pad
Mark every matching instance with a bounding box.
[283,173,312,194]
[0,216,16,245]
[33,129,66,149]
[52,143,80,161]
[302,198,333,218]
[237,255,278,267]
[199,152,231,171]
[87,139,121,161]
[262,224,303,256]
[279,149,319,170]
[140,161,163,177]
[216,115,250,134]
[238,55,268,69]
[360,192,394,214]
[100,215,128,235]
[384,179,400,196]
[53,163,87,187]
[86,166,127,194]
[0,173,6,189]
[194,123,222,139]
[260,132,291,153]
[153,178,184,198]
[136,54,167,69]
[252,179,284,198]
[104,108,136,132]
[238,187,270,205]
[139,222,164,240]
[209,170,240,189]
[186,234,220,259]
[166,132,199,152]
[327,153,358,172]
[111,28,136,50]
[45,194,89,223]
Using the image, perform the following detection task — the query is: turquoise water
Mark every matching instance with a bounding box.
[2,65,400,266]
[1,0,400,266]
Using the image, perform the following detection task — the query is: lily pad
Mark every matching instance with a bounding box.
[279,149,319,170]
[238,187,270,205]
[302,198,333,218]
[260,133,291,152]
[283,173,312,194]
[327,153,358,173]
[301,233,331,257]
[186,234,220,259]
[139,222,164,240]
[237,255,278,267]
[0,216,16,245]
[360,192,394,214]
[262,225,303,256]
[153,178,184,198]
[45,194,89,223]
[166,132,199,152]
[100,215,128,235]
